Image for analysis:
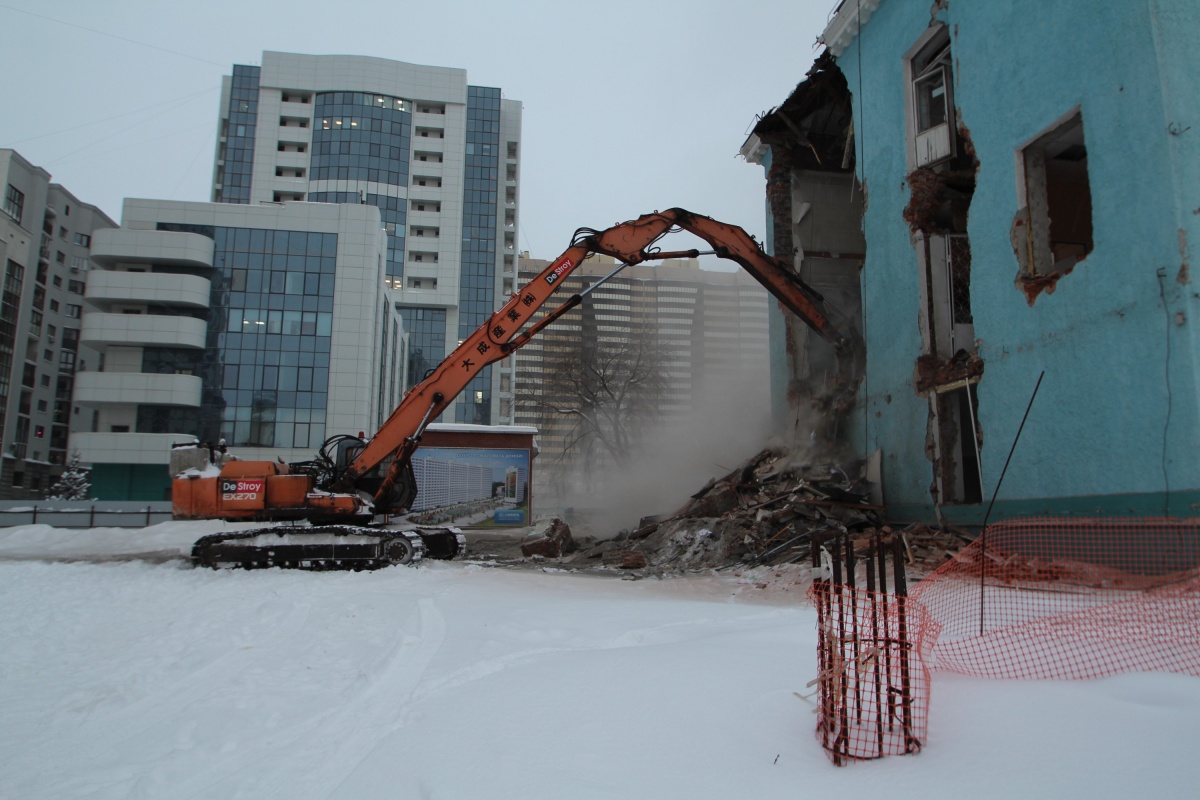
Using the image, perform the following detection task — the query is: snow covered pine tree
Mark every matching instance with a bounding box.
[47,452,92,501]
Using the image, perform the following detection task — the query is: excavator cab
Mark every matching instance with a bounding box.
[311,435,418,517]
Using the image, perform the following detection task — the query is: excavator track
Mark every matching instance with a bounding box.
[191,525,465,570]
[414,527,469,560]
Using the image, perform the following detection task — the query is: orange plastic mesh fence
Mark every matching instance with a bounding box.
[807,582,939,764]
[908,517,1200,680]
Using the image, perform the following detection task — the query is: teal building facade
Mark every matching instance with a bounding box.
[748,0,1199,524]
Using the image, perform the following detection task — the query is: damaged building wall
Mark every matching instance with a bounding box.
[742,54,867,463]
[1151,0,1200,476]
[823,0,1200,522]
[754,159,866,452]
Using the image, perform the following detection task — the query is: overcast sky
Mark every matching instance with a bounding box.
[0,0,835,264]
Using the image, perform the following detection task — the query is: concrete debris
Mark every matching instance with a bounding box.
[519,517,578,559]
[568,449,973,576]
[474,451,974,579]
[603,550,648,570]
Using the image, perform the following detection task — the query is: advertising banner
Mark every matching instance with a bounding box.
[405,446,531,528]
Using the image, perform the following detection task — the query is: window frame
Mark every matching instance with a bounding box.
[3,184,24,224]
[903,25,956,170]
[1015,108,1095,277]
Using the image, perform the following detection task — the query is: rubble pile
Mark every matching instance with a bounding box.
[568,449,974,577]
[519,517,578,559]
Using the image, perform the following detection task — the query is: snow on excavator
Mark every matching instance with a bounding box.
[177,208,853,569]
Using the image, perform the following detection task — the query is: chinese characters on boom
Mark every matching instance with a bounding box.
[221,479,264,502]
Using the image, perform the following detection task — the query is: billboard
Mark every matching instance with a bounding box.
[405,446,531,528]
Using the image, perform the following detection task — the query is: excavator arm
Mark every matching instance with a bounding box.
[340,208,850,510]
[586,208,848,348]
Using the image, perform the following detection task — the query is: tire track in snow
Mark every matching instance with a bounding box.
[181,595,448,799]
[315,597,449,796]
[312,607,797,797]
[408,608,792,705]
[35,579,322,799]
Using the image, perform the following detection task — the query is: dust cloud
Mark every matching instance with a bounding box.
[560,369,775,536]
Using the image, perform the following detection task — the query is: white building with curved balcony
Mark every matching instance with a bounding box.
[76,198,409,500]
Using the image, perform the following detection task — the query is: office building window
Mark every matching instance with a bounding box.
[217,65,261,203]
[152,223,338,448]
[455,86,502,424]
[311,191,406,283]
[3,184,23,224]
[396,306,446,391]
[311,91,411,188]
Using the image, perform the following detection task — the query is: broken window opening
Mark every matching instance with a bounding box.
[947,234,972,326]
[911,31,955,167]
[903,26,985,508]
[915,61,948,133]
[903,28,976,239]
[1015,110,1094,298]
[909,164,978,362]
[934,383,983,506]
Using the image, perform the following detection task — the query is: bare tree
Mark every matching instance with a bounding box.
[520,319,673,473]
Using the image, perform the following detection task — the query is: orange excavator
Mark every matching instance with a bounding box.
[179,208,852,568]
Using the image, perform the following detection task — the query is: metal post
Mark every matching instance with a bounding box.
[866,540,885,758]
[811,533,832,756]
[892,537,919,752]
[876,534,894,731]
[831,534,850,762]
[980,371,1045,634]
[846,535,863,724]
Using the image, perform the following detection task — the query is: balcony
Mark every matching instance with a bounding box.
[81,313,208,349]
[74,371,202,407]
[414,109,447,123]
[408,205,442,226]
[279,99,313,116]
[69,432,190,466]
[86,271,211,310]
[273,151,308,169]
[90,229,214,269]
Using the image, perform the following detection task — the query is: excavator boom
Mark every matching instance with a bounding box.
[344,208,849,505]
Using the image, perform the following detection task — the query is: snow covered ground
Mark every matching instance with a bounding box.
[1,521,1199,799]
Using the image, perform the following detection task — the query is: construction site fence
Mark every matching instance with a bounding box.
[808,517,1200,764]
[0,502,174,529]
[909,516,1200,680]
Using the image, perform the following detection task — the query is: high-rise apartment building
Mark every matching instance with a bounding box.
[514,254,770,476]
[73,199,405,500]
[0,150,116,499]
[211,52,523,427]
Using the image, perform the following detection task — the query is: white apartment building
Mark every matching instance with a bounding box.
[0,149,116,500]
[211,52,522,427]
[515,254,771,473]
[73,199,406,500]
